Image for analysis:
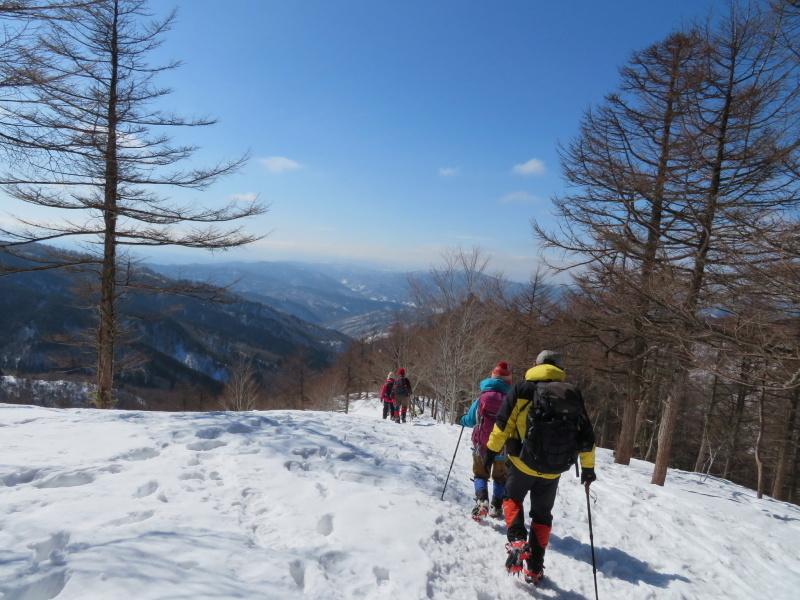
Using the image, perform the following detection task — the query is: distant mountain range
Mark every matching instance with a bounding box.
[148,261,419,338]
[1,245,536,407]
[0,247,351,402]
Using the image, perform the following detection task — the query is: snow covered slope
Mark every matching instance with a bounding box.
[1,399,798,600]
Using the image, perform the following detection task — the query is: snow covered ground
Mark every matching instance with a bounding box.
[1,397,799,600]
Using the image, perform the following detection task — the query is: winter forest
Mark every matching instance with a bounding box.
[1,0,800,520]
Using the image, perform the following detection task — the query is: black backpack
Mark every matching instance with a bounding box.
[519,381,594,474]
[393,377,410,396]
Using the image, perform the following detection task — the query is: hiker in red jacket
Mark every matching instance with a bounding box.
[379,373,395,420]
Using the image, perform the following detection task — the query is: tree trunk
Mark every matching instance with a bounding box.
[789,426,800,504]
[694,372,719,472]
[644,408,660,464]
[96,1,121,409]
[635,375,661,456]
[651,368,687,485]
[772,389,799,500]
[755,387,766,499]
[616,348,645,465]
[723,371,749,480]
[597,406,611,449]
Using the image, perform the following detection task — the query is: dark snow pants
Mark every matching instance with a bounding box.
[382,400,395,419]
[502,462,560,571]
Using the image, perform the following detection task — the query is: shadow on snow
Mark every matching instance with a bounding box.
[552,535,691,588]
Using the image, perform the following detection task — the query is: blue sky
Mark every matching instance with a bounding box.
[13,0,722,281]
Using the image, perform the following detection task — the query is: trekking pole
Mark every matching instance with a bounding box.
[585,483,599,600]
[440,424,465,500]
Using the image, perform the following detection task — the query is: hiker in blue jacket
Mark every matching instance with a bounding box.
[460,361,512,520]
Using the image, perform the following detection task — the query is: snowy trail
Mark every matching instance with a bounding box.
[1,399,799,599]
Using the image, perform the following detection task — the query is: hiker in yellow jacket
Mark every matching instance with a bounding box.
[483,350,596,585]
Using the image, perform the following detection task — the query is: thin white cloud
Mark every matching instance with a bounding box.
[438,167,460,177]
[230,192,259,202]
[498,191,542,203]
[512,158,546,176]
[260,156,302,173]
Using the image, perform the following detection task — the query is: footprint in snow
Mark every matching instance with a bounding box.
[28,531,70,564]
[186,440,227,451]
[33,469,95,489]
[374,566,390,585]
[2,468,40,487]
[226,423,253,434]
[103,510,155,527]
[134,480,159,498]
[316,483,328,498]
[316,513,334,536]
[284,460,311,472]
[118,447,160,461]
[195,427,224,440]
[289,559,305,591]
[318,550,348,572]
[2,570,68,600]
[291,447,319,459]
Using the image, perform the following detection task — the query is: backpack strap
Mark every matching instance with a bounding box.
[521,381,548,413]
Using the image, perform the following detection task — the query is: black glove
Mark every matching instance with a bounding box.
[581,467,596,485]
[483,449,497,473]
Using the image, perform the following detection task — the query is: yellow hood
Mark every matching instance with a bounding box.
[525,364,565,382]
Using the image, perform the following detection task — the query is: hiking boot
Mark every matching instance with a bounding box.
[504,540,531,574]
[523,566,544,585]
[394,416,401,423]
[488,500,503,519]
[471,499,489,521]
[401,413,406,423]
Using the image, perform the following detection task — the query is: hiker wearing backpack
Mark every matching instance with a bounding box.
[484,350,596,586]
[391,368,412,423]
[380,372,395,420]
[460,361,512,521]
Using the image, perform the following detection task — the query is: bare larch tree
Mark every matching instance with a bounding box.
[0,0,266,407]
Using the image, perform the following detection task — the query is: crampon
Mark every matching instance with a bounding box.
[523,566,544,585]
[471,499,489,522]
[504,541,531,574]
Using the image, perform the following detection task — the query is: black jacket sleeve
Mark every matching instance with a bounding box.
[577,389,596,452]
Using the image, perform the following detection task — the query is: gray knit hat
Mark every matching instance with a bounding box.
[536,350,564,370]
